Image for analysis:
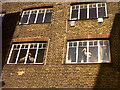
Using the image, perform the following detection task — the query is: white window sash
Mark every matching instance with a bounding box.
[96,4,99,18]
[15,44,22,64]
[70,6,72,20]
[19,11,25,24]
[24,44,31,64]
[87,41,89,63]
[34,10,39,23]
[98,40,100,63]
[66,42,69,63]
[76,41,79,63]
[105,3,107,17]
[34,43,39,64]
[42,9,47,23]
[87,4,89,19]
[27,11,32,24]
[78,5,80,20]
[7,44,14,64]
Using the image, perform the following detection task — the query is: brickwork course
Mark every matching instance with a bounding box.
[1,2,120,89]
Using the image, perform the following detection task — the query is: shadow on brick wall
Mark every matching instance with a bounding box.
[2,12,20,69]
[93,13,120,89]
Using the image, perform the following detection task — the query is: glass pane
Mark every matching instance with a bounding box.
[83,42,87,46]
[78,47,87,63]
[69,42,72,47]
[17,49,27,63]
[9,50,18,63]
[73,42,77,46]
[26,49,36,63]
[28,14,36,24]
[98,7,106,18]
[100,45,110,62]
[89,8,97,19]
[36,13,44,23]
[68,47,76,62]
[89,47,98,62]
[79,42,82,46]
[71,10,78,19]
[36,49,45,63]
[21,15,29,24]
[80,8,87,19]
[44,12,52,23]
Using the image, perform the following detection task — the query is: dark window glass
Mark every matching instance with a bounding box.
[21,15,29,24]
[89,47,98,62]
[17,49,27,63]
[9,50,18,63]
[89,8,97,19]
[71,10,78,19]
[98,7,106,18]
[80,8,87,19]
[68,48,76,62]
[28,14,36,24]
[26,49,36,63]
[36,49,45,63]
[36,13,44,23]
[78,47,87,63]
[44,12,52,23]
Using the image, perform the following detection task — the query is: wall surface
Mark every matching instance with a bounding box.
[2,2,120,89]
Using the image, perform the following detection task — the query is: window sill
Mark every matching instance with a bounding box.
[7,63,44,65]
[68,16,109,21]
[63,62,112,65]
[18,22,51,25]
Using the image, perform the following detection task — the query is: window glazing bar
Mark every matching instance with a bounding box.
[87,41,89,63]
[105,3,107,17]
[96,4,98,18]
[42,9,47,23]
[15,44,22,64]
[66,42,69,63]
[27,11,31,24]
[7,44,14,64]
[34,43,39,64]
[70,6,72,20]
[78,5,80,20]
[24,44,31,64]
[87,4,89,19]
[98,40,100,63]
[76,41,79,63]
[34,10,39,23]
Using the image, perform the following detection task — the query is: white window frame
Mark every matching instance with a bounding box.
[19,8,52,25]
[66,40,111,64]
[70,3,107,20]
[7,43,47,64]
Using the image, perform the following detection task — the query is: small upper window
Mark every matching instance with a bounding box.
[66,40,110,64]
[20,8,53,24]
[7,42,47,64]
[70,3,107,20]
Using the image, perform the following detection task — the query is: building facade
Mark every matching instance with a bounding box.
[1,1,120,89]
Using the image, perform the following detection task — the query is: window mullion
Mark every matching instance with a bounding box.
[105,3,107,17]
[66,42,69,63]
[96,4,98,18]
[42,9,46,23]
[87,4,89,19]
[24,44,31,64]
[15,44,22,64]
[87,41,89,63]
[7,44,14,64]
[19,11,25,24]
[27,11,31,24]
[76,41,79,63]
[98,41,100,63]
[34,43,39,64]
[78,5,80,20]
[34,10,39,23]
[70,6,72,20]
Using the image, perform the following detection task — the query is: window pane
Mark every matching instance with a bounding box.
[26,49,36,63]
[36,49,45,63]
[78,47,87,63]
[9,50,18,63]
[98,7,106,18]
[100,44,110,62]
[28,14,36,24]
[89,8,97,19]
[89,47,98,62]
[36,13,44,23]
[17,49,27,63]
[44,12,52,23]
[68,47,76,62]
[71,10,78,19]
[21,15,29,24]
[80,8,87,19]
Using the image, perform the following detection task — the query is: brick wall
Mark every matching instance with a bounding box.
[2,2,120,89]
